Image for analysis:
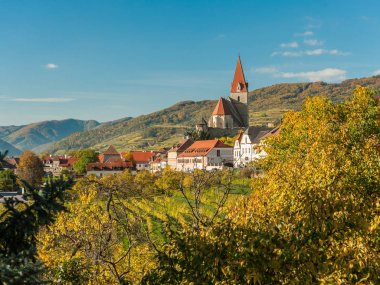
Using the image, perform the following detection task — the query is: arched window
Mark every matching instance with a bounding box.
[237,96,240,102]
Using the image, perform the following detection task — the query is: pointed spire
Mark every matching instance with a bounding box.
[230,56,248,93]
[212,98,232,115]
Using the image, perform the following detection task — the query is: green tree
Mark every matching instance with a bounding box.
[0,169,18,192]
[17,151,45,188]
[0,178,70,284]
[72,149,98,174]
[143,86,380,284]
[0,150,9,170]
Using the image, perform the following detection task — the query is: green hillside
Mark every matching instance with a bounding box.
[0,138,22,156]
[0,119,100,152]
[48,76,380,153]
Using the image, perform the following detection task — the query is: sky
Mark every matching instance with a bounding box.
[0,0,379,125]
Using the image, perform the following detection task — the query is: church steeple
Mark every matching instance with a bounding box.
[230,56,248,93]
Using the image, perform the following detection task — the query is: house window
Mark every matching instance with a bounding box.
[217,150,220,157]
[238,96,240,102]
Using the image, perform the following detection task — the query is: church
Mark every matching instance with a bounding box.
[208,56,249,129]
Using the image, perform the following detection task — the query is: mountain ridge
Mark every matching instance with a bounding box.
[0,119,100,152]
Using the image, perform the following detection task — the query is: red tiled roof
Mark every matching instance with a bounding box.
[121,151,155,163]
[178,139,232,157]
[87,160,132,171]
[103,145,119,155]
[212,98,232,115]
[230,56,248,93]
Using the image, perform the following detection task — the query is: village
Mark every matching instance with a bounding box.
[1,57,280,179]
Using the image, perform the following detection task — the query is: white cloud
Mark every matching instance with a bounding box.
[295,31,314,37]
[373,70,380,76]
[304,39,323,46]
[279,68,347,82]
[44,63,59,69]
[272,49,350,57]
[280,41,298,48]
[10,98,74,103]
[255,66,279,74]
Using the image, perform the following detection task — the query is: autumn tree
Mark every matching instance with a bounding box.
[38,173,156,284]
[17,151,45,187]
[143,86,380,284]
[122,152,136,167]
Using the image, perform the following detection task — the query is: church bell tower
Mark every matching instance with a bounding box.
[229,56,249,127]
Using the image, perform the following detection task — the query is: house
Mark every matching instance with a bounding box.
[43,155,77,176]
[150,157,168,173]
[167,139,194,170]
[99,145,121,163]
[87,145,133,177]
[129,151,156,171]
[233,126,279,167]
[208,56,249,129]
[176,139,233,172]
[1,157,19,172]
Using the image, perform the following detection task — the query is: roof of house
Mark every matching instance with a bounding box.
[240,126,274,144]
[230,56,248,93]
[103,145,119,155]
[212,97,232,115]
[178,139,232,157]
[124,151,155,163]
[87,160,132,171]
[168,139,194,153]
[260,125,281,140]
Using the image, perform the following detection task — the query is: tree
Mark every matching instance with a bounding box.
[0,178,70,284]
[72,149,99,174]
[143,86,380,284]
[122,152,136,167]
[38,174,155,284]
[17,151,45,188]
[0,150,8,170]
[0,169,18,192]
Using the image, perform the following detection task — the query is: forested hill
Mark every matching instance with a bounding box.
[0,119,100,152]
[48,76,380,154]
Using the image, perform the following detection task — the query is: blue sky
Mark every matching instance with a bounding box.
[0,0,379,125]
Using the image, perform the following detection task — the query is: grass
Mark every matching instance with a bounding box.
[123,178,251,244]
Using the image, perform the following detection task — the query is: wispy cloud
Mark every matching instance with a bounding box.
[295,31,314,37]
[10,98,74,103]
[44,63,59,69]
[280,41,298,48]
[278,68,346,82]
[272,49,350,57]
[255,66,279,74]
[373,70,380,76]
[304,39,323,46]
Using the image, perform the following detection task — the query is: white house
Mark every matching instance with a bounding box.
[233,126,276,167]
[176,139,233,172]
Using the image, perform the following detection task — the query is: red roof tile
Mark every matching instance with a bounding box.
[230,56,248,93]
[212,98,232,115]
[178,139,232,157]
[120,151,155,163]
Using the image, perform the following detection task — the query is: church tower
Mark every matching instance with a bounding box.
[229,56,249,127]
[207,56,250,129]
